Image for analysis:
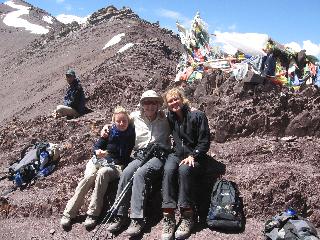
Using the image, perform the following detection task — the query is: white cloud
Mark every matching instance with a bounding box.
[303,40,320,57]
[157,8,191,29]
[285,42,301,52]
[65,4,72,11]
[212,30,320,59]
[221,43,238,55]
[55,0,72,12]
[228,24,236,31]
[214,31,269,56]
[56,14,88,24]
[285,40,320,58]
[158,8,181,19]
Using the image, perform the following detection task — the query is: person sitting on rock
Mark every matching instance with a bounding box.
[60,106,135,229]
[53,69,86,118]
[161,87,211,240]
[105,90,171,237]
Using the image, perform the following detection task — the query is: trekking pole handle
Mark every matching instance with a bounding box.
[138,143,164,166]
[139,144,156,166]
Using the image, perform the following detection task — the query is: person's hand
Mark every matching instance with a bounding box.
[95,149,107,158]
[100,124,111,138]
[179,156,195,167]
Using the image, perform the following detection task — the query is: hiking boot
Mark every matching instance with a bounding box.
[83,215,97,229]
[60,215,72,228]
[162,213,176,240]
[125,218,146,237]
[175,210,194,239]
[107,216,128,233]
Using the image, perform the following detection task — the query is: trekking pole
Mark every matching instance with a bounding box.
[90,144,158,240]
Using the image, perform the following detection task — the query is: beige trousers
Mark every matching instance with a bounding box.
[55,105,80,118]
[63,158,122,218]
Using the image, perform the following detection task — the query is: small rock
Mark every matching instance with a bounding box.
[280,136,297,142]
[49,229,55,235]
[269,136,278,142]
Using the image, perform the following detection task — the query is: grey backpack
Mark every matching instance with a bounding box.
[265,210,319,240]
[8,142,61,187]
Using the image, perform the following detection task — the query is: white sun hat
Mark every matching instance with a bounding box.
[139,90,163,106]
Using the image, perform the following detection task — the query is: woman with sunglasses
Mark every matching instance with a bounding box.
[105,90,171,237]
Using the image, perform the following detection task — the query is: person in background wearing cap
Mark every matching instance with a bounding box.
[104,90,171,237]
[161,87,210,240]
[52,69,86,118]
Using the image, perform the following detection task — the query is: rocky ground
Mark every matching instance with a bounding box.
[0,2,319,240]
[0,77,319,239]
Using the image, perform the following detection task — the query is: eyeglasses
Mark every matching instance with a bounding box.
[142,100,157,105]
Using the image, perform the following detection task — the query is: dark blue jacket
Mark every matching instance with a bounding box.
[93,124,135,166]
[261,53,276,77]
[64,79,86,115]
[167,105,210,161]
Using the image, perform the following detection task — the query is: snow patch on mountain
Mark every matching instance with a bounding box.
[3,0,49,34]
[118,43,134,53]
[43,15,53,24]
[103,33,125,50]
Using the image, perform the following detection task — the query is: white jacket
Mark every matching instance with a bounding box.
[130,110,171,150]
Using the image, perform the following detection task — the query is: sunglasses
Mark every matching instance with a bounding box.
[142,100,158,105]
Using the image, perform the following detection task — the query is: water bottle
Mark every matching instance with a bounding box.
[39,151,50,170]
[37,165,55,178]
[14,172,23,187]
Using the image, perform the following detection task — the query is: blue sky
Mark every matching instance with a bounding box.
[6,0,320,57]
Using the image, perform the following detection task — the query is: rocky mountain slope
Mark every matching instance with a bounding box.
[0,0,64,68]
[0,1,181,124]
[0,1,319,239]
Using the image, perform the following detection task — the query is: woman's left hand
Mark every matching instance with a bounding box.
[100,124,111,138]
[179,156,195,167]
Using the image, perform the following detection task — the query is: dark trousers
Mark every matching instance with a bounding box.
[116,156,164,219]
[162,153,201,209]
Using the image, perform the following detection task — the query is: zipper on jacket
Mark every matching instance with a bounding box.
[182,138,184,158]
[180,124,185,158]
